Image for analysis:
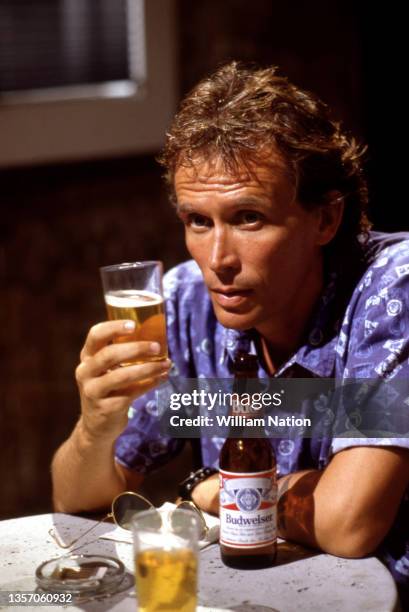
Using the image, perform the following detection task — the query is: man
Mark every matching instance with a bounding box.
[52,62,409,601]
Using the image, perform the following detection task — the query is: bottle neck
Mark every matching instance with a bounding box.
[227,399,266,438]
[228,351,262,437]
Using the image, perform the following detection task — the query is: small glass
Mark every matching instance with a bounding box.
[100,261,167,364]
[132,508,200,612]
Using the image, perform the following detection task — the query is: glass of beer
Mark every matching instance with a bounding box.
[100,261,167,364]
[132,508,200,612]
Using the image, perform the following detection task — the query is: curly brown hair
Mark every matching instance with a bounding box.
[158,61,371,261]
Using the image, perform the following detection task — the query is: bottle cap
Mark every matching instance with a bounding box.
[233,351,258,374]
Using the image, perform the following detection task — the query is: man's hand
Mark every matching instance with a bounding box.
[75,320,171,441]
[51,319,170,513]
[191,473,219,515]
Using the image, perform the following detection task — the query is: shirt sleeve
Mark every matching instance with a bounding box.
[331,239,409,456]
[114,263,197,473]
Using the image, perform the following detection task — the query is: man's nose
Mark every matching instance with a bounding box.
[208,228,240,274]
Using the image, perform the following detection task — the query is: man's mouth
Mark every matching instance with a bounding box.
[210,288,253,308]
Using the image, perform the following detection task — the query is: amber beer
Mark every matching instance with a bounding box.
[105,289,167,363]
[219,352,277,569]
[135,548,197,612]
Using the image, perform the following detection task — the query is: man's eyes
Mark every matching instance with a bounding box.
[237,211,263,225]
[183,210,265,229]
[186,214,211,229]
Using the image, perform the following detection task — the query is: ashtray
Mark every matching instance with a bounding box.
[35,554,126,595]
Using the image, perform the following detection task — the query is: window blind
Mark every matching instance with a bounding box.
[0,0,131,93]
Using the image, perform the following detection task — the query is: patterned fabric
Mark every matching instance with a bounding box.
[115,231,409,603]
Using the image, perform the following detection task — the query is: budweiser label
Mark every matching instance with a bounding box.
[219,468,277,548]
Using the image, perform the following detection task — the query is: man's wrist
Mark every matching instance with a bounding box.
[178,467,218,500]
[74,418,118,455]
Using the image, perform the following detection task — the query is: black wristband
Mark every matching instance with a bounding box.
[178,467,218,500]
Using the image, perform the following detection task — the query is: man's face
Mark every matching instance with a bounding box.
[174,155,325,341]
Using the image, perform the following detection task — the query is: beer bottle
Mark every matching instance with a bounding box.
[219,351,277,569]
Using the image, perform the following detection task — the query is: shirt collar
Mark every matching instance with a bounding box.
[286,271,340,378]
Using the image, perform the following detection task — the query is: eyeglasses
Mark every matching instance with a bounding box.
[49,492,209,550]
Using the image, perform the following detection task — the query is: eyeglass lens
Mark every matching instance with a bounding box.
[112,493,155,530]
[172,501,207,539]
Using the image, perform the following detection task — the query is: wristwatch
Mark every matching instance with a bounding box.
[178,467,218,500]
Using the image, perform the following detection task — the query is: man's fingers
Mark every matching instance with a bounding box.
[81,320,137,359]
[78,341,163,379]
[81,361,171,400]
[106,373,169,399]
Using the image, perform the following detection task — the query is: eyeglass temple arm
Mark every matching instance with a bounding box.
[48,513,113,549]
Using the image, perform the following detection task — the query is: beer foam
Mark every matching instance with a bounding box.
[139,532,188,549]
[104,290,163,308]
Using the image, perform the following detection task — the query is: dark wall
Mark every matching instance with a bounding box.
[179,0,365,135]
[1,158,186,518]
[356,3,407,231]
[1,0,403,519]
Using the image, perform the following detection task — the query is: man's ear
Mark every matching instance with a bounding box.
[315,190,345,246]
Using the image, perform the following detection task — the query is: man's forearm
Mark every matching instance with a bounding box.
[193,468,369,558]
[185,447,408,560]
[51,418,127,513]
[192,469,323,545]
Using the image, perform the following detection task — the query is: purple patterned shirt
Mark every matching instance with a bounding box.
[116,231,409,603]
